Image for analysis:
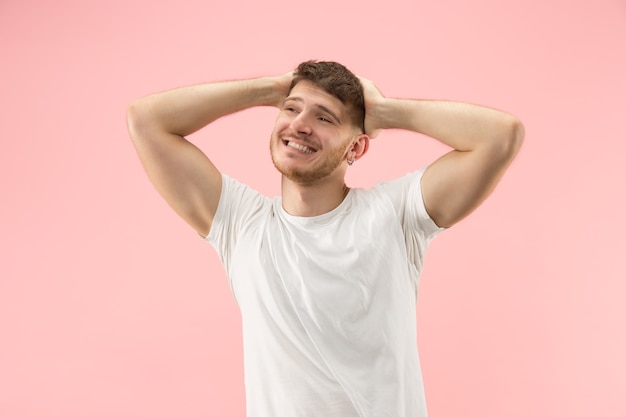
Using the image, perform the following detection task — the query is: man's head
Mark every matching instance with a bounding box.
[270,60,369,185]
[288,61,365,133]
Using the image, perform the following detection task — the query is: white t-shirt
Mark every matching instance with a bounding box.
[206,168,443,417]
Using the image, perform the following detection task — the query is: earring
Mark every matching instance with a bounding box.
[347,157,355,166]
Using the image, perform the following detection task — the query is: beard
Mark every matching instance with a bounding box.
[270,135,349,185]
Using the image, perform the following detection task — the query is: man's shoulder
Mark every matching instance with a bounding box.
[216,174,275,223]
[358,168,426,201]
[221,174,273,201]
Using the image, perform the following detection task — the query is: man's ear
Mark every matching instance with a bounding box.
[352,133,370,161]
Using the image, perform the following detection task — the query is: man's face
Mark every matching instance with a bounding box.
[270,81,358,185]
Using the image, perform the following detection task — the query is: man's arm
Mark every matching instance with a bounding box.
[361,78,524,228]
[126,74,292,237]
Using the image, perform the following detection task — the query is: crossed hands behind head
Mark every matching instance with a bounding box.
[271,71,386,140]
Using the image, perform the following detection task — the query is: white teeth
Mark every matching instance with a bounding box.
[287,141,315,154]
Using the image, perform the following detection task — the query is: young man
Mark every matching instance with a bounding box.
[127,61,524,417]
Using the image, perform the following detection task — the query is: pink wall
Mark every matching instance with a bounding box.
[1,0,625,416]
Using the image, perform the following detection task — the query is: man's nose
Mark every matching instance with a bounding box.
[290,113,312,135]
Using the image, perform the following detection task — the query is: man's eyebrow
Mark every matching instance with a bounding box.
[283,97,342,125]
[315,104,342,124]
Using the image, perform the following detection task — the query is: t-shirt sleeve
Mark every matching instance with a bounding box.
[204,174,270,277]
[377,167,445,273]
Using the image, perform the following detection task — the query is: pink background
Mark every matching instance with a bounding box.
[1,0,625,416]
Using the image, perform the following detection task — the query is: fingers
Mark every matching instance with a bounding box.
[271,72,295,108]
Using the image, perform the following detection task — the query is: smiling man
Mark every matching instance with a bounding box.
[127,60,524,417]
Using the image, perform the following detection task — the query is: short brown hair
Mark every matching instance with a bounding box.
[289,60,365,132]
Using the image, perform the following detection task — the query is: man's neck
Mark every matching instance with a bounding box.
[280,175,350,217]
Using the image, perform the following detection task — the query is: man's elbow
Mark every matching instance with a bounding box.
[126,99,153,143]
[509,116,525,151]
[494,116,525,161]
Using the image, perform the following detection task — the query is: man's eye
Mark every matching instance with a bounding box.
[318,117,332,123]
[285,107,298,113]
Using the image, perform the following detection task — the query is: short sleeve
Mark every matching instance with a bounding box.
[205,174,271,276]
[376,167,445,274]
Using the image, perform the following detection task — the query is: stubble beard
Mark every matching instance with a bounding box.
[270,136,349,185]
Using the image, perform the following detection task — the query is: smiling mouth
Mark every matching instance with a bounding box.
[283,140,316,154]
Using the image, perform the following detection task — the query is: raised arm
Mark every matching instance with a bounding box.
[127,74,293,237]
[361,78,524,228]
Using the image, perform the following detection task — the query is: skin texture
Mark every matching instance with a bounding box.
[126,69,524,237]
